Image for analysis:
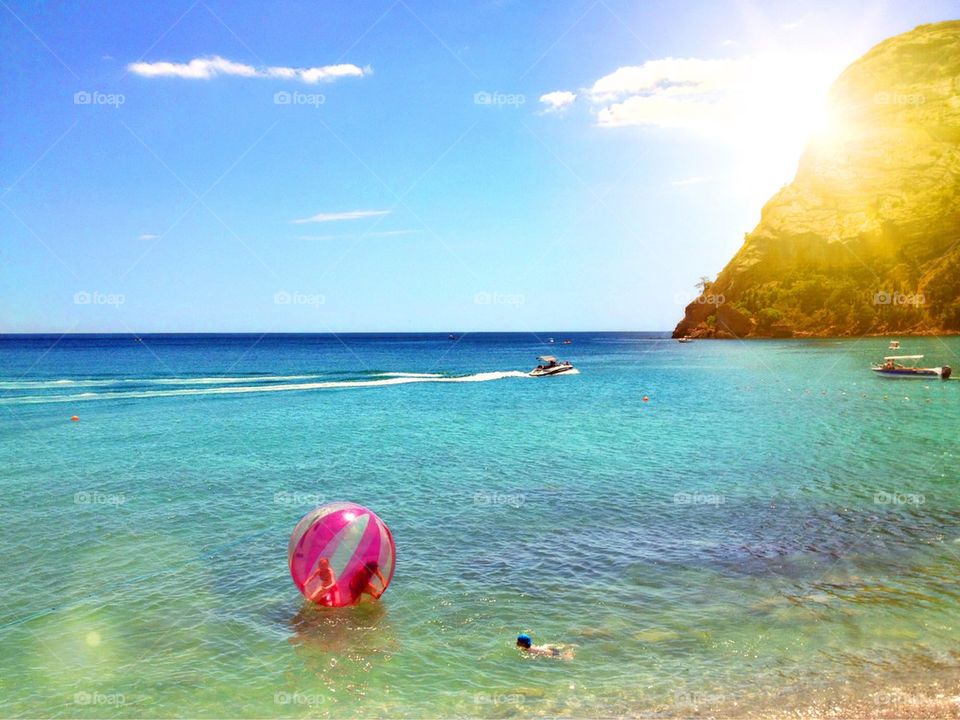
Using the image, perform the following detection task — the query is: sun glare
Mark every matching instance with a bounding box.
[726,52,852,204]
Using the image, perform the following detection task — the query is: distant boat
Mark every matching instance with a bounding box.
[871,354,951,379]
[677,336,693,343]
[448,334,458,341]
[888,340,901,349]
[547,338,555,344]
[562,339,573,345]
[529,355,576,377]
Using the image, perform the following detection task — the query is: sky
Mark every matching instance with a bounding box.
[1,0,957,333]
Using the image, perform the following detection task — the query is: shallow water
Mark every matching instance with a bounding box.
[1,332,958,717]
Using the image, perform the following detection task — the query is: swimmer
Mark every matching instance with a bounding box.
[516,633,575,659]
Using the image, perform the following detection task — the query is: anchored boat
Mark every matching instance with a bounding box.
[871,355,952,380]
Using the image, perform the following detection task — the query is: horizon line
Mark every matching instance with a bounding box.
[0,329,673,336]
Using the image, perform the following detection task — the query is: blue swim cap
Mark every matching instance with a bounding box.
[517,633,532,647]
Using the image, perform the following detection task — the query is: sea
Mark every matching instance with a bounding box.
[1,332,958,718]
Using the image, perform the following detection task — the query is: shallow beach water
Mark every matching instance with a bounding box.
[1,332,958,718]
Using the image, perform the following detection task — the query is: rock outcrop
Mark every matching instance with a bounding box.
[674,21,960,338]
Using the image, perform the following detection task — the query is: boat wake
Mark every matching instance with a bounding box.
[0,370,530,405]
[0,374,321,389]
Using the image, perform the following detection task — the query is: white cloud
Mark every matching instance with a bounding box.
[542,55,843,136]
[670,176,708,186]
[127,55,367,84]
[292,209,391,224]
[543,52,850,200]
[539,90,576,113]
[782,13,812,30]
[138,233,159,240]
[363,229,419,238]
[587,58,743,104]
[296,229,418,241]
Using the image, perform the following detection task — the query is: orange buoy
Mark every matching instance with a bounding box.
[70,415,80,422]
[642,396,650,402]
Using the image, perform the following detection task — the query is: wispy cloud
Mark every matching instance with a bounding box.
[296,229,419,241]
[127,55,368,84]
[539,90,576,114]
[782,13,812,30]
[670,176,709,186]
[364,229,419,238]
[138,233,159,241]
[292,209,391,224]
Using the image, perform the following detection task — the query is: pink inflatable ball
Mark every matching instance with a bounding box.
[288,502,396,607]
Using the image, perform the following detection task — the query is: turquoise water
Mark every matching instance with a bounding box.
[1,332,959,718]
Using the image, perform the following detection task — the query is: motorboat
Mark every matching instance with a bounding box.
[677,336,693,343]
[888,340,900,350]
[529,355,576,377]
[871,355,951,379]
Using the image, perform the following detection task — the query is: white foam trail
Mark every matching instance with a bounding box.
[0,374,321,390]
[0,371,531,405]
[373,372,444,378]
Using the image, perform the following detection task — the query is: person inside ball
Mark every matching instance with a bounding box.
[516,633,575,659]
[305,557,338,605]
[349,560,388,600]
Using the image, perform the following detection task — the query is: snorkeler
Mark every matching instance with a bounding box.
[516,633,575,660]
[305,557,337,605]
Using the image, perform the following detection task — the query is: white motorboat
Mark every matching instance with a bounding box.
[871,355,952,379]
[529,355,576,377]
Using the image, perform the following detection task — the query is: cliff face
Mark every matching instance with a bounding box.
[674,21,960,338]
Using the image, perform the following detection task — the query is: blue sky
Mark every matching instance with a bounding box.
[1,0,956,332]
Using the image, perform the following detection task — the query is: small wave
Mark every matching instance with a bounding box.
[0,371,531,405]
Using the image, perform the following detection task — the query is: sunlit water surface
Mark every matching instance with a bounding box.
[1,333,958,717]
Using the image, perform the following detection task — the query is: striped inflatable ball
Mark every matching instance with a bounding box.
[288,502,396,607]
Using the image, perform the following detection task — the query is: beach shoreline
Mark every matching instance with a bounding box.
[678,674,960,719]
